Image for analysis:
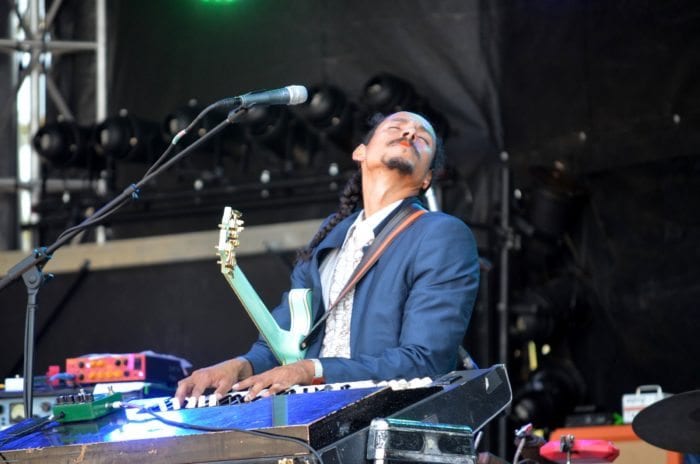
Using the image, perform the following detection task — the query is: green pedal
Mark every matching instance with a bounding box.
[53,391,122,423]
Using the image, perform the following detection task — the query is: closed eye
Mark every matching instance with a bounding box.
[419,136,431,145]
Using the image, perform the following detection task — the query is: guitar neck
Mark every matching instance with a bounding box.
[217,206,310,366]
[223,266,289,362]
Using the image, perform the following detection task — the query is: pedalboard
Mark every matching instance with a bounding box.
[53,391,122,423]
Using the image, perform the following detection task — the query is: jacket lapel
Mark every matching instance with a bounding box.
[304,212,359,355]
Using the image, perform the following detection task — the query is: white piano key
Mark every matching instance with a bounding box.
[157,398,168,412]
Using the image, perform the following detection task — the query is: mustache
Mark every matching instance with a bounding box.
[387,137,420,159]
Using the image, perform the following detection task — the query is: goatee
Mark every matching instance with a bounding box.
[384,157,414,175]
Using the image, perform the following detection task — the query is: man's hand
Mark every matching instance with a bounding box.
[233,360,315,402]
[175,357,252,404]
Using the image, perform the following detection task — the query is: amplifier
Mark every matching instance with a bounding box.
[66,353,185,385]
[0,389,74,429]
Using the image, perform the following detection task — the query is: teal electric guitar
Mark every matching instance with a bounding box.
[217,207,312,365]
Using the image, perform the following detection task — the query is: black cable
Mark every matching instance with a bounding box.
[55,196,131,241]
[0,414,62,449]
[139,408,324,464]
[143,143,176,178]
[144,97,238,177]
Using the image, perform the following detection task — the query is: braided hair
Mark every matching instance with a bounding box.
[296,170,363,262]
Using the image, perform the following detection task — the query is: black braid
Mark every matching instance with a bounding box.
[296,170,363,262]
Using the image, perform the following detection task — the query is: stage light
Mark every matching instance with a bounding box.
[244,105,317,171]
[511,361,585,427]
[510,277,579,344]
[298,85,355,141]
[163,101,202,144]
[94,109,164,162]
[245,105,289,150]
[361,74,450,139]
[528,165,585,238]
[32,120,100,169]
[162,101,247,158]
[299,85,352,135]
[362,74,418,114]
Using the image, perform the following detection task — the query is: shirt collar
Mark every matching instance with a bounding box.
[343,199,404,247]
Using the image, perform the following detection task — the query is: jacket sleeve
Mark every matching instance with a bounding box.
[319,215,480,382]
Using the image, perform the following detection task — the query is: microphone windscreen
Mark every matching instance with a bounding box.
[286,85,308,105]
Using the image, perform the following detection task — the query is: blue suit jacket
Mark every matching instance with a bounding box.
[243,199,480,382]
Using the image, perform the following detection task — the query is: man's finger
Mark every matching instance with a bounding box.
[267,382,287,396]
[234,376,254,391]
[190,382,208,400]
[245,380,267,401]
[214,381,232,400]
[175,380,193,403]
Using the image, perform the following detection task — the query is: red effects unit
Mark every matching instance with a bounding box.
[65,353,185,385]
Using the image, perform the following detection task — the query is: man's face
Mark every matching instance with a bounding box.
[354,112,437,190]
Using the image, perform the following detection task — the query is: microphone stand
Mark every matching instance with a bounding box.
[0,107,248,420]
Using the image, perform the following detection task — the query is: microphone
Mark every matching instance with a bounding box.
[236,85,308,108]
[169,86,308,146]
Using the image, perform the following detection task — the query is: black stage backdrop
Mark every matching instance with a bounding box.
[1,0,700,432]
[500,0,700,417]
[106,0,503,177]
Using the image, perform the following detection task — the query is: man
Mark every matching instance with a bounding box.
[175,111,480,403]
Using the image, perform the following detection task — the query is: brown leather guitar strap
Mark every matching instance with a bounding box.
[300,202,427,350]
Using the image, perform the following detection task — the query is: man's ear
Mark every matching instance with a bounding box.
[352,144,366,162]
[421,170,433,190]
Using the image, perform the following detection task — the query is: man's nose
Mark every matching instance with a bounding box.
[402,127,416,139]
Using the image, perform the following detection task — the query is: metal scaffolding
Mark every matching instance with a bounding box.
[0,0,106,251]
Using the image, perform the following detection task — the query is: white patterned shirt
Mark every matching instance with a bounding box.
[318,200,403,358]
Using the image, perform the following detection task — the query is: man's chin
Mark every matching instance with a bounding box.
[383,157,414,175]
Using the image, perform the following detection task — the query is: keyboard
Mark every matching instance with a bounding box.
[126,377,434,414]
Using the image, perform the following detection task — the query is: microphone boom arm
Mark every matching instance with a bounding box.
[0,107,248,421]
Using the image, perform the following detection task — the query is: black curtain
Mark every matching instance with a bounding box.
[107,0,503,178]
[501,0,700,415]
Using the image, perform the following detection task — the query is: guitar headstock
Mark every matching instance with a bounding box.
[217,207,244,274]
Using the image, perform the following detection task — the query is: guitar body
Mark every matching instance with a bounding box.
[217,207,312,365]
